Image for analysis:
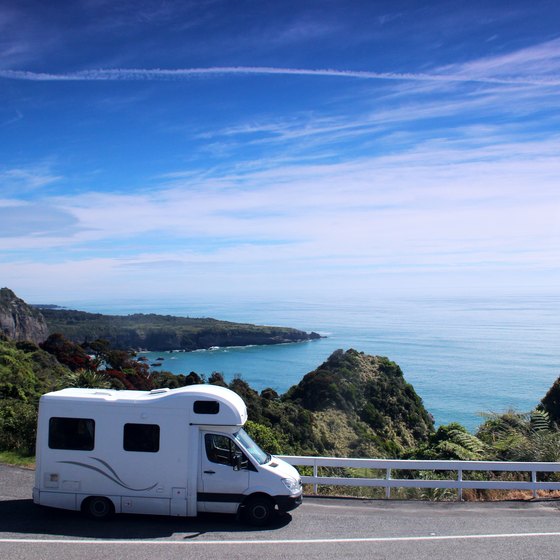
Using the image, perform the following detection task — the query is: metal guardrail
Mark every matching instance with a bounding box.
[278,456,560,500]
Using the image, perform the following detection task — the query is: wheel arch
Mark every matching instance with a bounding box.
[80,495,118,518]
[240,491,276,509]
[239,492,277,526]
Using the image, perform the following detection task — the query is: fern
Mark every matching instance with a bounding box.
[530,409,550,432]
[447,428,486,454]
[436,440,483,461]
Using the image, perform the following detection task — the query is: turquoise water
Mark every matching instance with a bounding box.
[64,295,560,432]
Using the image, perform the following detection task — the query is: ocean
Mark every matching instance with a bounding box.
[65,294,560,433]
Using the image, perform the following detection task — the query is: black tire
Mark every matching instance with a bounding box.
[244,496,276,527]
[84,496,115,520]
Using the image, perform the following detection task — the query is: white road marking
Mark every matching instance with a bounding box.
[1,532,560,545]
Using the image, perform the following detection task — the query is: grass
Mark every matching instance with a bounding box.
[0,451,35,469]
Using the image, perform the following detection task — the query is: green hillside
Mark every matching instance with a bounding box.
[0,333,432,458]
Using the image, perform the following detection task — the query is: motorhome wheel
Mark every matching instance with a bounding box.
[84,496,115,520]
[244,496,275,526]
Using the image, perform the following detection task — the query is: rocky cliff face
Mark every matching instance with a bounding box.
[0,288,49,344]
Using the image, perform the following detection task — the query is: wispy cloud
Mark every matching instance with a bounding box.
[442,37,560,80]
[0,167,61,194]
[0,202,80,238]
[0,4,63,69]
[192,76,560,171]
[1,110,23,127]
[1,61,559,86]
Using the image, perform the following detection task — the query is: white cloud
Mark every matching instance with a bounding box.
[2,134,558,285]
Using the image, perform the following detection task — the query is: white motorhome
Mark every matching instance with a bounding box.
[33,385,302,525]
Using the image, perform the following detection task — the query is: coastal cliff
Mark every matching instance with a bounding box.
[0,288,48,345]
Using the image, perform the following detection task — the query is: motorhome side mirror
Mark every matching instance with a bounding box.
[233,453,243,471]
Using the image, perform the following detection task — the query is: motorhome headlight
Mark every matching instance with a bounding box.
[282,477,300,493]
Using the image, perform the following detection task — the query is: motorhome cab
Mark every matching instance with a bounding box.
[33,385,302,525]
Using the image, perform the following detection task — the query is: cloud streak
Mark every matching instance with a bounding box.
[1,64,560,86]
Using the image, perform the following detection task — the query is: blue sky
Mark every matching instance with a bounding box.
[1,0,559,304]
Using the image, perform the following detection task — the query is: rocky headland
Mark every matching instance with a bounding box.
[38,307,321,351]
[0,288,321,352]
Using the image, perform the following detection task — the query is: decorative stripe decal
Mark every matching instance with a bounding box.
[57,458,158,492]
[90,457,130,487]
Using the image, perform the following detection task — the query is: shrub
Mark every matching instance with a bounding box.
[0,399,38,455]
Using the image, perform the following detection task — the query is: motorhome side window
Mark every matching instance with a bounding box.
[205,434,249,469]
[123,423,160,453]
[193,400,219,414]
[48,417,95,450]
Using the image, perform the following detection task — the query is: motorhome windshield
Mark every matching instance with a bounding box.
[234,428,270,465]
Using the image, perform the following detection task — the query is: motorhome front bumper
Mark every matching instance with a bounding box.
[275,494,302,512]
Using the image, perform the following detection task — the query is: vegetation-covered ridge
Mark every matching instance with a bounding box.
[39,307,322,351]
[0,331,434,458]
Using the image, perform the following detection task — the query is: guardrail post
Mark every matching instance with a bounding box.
[458,469,463,501]
[313,460,318,495]
[532,470,537,499]
[386,468,391,499]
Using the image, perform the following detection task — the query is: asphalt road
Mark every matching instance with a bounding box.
[2,463,560,559]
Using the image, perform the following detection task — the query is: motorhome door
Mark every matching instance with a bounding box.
[198,432,250,512]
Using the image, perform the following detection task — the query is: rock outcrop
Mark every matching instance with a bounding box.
[284,349,434,453]
[0,288,49,344]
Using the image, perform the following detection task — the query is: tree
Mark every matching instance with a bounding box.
[540,377,560,426]
[244,420,286,455]
[41,333,93,372]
